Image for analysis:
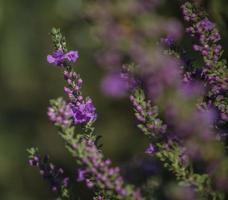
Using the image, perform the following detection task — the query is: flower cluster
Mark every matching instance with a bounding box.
[71,139,142,199]
[63,67,97,125]
[71,98,97,124]
[48,97,97,128]
[182,2,228,121]
[28,148,70,199]
[48,98,73,127]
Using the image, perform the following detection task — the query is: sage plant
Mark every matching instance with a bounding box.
[28,0,228,199]
[29,28,142,200]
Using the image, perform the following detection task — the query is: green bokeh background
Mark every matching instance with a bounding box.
[0,0,228,199]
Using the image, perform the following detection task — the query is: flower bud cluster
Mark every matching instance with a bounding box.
[48,98,73,128]
[63,70,97,124]
[28,148,70,197]
[130,88,167,136]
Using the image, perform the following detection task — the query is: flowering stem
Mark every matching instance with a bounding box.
[28,147,71,200]
[181,1,228,122]
[47,28,143,200]
[128,78,223,199]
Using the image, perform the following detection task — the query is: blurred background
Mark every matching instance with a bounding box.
[0,0,228,199]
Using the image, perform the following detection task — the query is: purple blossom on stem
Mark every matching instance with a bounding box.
[65,51,79,62]
[182,2,222,68]
[62,69,97,125]
[71,99,97,124]
[47,49,79,66]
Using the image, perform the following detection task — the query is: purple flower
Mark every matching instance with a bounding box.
[77,169,87,182]
[101,72,130,98]
[47,49,79,66]
[65,51,79,62]
[145,144,156,155]
[200,18,215,31]
[47,50,64,65]
[71,99,97,124]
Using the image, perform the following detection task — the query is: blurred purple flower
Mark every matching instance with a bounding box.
[198,108,217,124]
[180,82,204,98]
[101,72,136,98]
[96,50,123,69]
[165,19,183,40]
